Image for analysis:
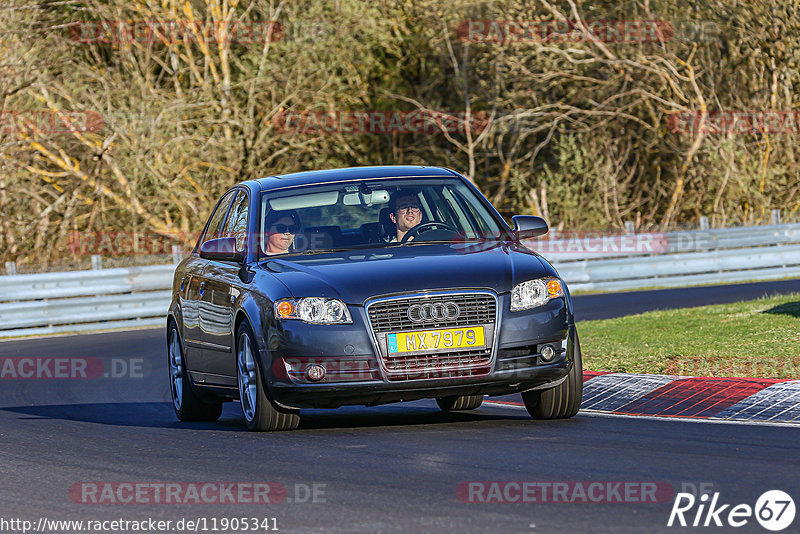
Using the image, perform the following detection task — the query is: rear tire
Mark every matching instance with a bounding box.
[168,322,223,422]
[237,322,300,432]
[436,394,484,411]
[522,327,583,420]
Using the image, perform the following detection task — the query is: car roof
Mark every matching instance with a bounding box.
[254,165,459,192]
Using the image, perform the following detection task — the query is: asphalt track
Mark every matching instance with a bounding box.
[1,280,799,533]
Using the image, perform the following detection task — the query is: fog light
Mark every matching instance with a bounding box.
[306,364,326,382]
[540,344,555,362]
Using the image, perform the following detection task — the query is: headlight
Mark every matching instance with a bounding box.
[274,297,353,324]
[510,278,564,311]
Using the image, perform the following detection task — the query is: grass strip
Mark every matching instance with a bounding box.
[579,293,800,379]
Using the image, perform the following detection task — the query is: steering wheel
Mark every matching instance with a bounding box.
[400,221,458,243]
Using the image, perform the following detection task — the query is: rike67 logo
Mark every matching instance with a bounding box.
[668,490,795,531]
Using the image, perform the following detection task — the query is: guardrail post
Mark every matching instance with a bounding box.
[624,221,635,234]
[4,261,16,275]
[91,255,103,270]
[772,209,781,225]
[172,245,183,265]
[700,216,709,230]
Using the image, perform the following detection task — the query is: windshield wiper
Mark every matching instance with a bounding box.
[403,236,502,245]
[281,242,394,256]
[402,240,455,245]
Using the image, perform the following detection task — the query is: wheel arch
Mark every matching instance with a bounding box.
[233,297,296,413]
[234,295,269,348]
[233,295,273,386]
[166,296,183,335]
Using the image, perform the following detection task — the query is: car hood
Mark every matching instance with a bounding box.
[258,242,551,305]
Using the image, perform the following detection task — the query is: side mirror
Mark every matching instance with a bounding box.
[512,215,549,239]
[200,237,243,263]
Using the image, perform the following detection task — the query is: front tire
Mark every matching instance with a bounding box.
[436,395,484,411]
[168,322,222,422]
[237,322,299,432]
[522,327,583,420]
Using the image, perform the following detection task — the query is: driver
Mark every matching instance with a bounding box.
[388,189,423,242]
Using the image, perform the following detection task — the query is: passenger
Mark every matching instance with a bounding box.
[263,209,301,255]
[388,190,423,242]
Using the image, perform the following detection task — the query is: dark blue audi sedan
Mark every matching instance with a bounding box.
[167,166,582,431]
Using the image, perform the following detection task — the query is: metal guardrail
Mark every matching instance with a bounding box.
[543,224,800,292]
[537,224,800,261]
[554,247,800,292]
[0,265,174,300]
[0,224,799,338]
[0,265,174,338]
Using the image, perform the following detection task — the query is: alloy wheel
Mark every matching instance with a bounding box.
[168,328,183,411]
[237,332,258,422]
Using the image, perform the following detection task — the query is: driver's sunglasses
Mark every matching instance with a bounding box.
[397,204,421,214]
[270,223,299,234]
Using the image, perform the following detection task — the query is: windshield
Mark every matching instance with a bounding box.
[258,177,508,258]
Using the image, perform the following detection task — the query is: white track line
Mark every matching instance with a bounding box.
[483,401,800,428]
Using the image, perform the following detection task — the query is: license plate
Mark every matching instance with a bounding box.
[387,327,486,354]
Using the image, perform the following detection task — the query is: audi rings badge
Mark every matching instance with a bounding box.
[407,302,460,323]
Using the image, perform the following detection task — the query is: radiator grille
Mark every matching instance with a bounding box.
[366,292,497,380]
[383,348,491,381]
[367,293,495,333]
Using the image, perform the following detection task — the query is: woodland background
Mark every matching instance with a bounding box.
[1,0,798,270]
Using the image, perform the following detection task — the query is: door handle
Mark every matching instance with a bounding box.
[199,281,205,296]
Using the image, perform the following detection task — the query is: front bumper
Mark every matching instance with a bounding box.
[270,361,571,408]
[262,294,572,409]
